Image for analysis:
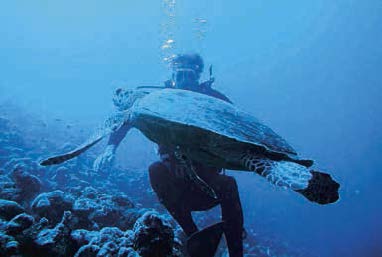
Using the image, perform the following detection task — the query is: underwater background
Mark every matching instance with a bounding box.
[0,1,381,257]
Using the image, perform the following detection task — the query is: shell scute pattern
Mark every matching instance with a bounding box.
[135,89,297,156]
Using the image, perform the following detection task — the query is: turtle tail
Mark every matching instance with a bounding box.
[295,170,340,204]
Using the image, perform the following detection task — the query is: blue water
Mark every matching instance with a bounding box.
[1,1,381,256]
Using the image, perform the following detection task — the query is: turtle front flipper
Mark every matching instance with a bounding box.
[40,136,104,166]
[241,154,340,204]
[40,111,130,166]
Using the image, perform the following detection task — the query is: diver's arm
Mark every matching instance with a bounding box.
[93,122,130,171]
[107,122,131,148]
[209,89,233,104]
[202,86,233,104]
[103,122,131,154]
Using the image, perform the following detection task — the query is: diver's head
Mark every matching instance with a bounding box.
[171,53,204,90]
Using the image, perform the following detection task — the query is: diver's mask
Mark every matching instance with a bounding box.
[173,68,199,89]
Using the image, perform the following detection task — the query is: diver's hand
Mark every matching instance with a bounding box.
[93,145,116,172]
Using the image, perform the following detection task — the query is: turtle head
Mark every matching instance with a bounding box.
[113,88,147,111]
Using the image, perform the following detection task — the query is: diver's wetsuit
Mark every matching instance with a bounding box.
[149,85,244,257]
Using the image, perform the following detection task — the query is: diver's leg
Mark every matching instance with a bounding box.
[148,161,198,236]
[168,207,198,236]
[208,174,244,257]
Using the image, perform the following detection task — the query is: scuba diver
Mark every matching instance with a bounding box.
[93,53,244,257]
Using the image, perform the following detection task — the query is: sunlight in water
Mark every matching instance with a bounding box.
[160,0,208,67]
[161,0,177,67]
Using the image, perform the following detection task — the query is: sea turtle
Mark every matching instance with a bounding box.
[40,88,340,204]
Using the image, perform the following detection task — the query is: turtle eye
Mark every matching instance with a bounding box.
[116,88,123,95]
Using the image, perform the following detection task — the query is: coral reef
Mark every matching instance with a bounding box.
[0,183,180,257]
[0,111,182,257]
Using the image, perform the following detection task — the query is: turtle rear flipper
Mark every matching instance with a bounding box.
[241,155,340,204]
[241,155,313,190]
[296,171,340,204]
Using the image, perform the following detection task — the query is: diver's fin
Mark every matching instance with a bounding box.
[295,170,340,204]
[187,222,225,257]
[40,136,104,166]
